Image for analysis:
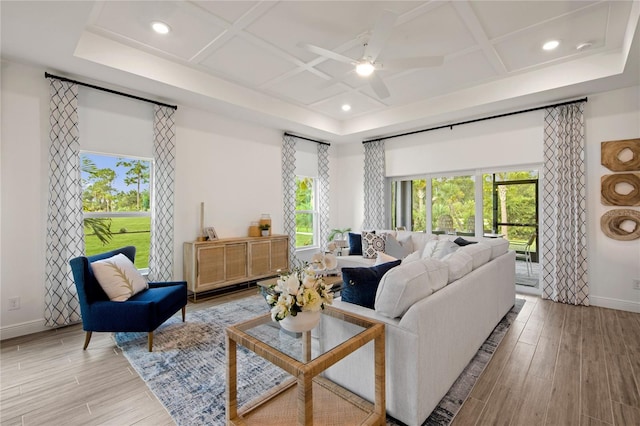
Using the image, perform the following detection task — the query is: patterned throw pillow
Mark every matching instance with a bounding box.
[91,253,148,301]
[362,231,385,259]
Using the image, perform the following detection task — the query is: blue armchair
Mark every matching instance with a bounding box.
[69,246,187,352]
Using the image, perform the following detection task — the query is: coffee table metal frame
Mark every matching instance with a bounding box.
[225,306,385,425]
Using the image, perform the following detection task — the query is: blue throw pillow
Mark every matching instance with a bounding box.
[341,259,401,309]
[348,232,363,256]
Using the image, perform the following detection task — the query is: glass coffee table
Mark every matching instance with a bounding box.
[225,306,385,425]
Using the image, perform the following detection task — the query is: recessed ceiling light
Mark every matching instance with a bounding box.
[355,62,375,77]
[542,40,560,51]
[152,21,171,35]
[341,104,351,112]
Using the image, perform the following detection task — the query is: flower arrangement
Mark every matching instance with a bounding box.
[267,253,338,322]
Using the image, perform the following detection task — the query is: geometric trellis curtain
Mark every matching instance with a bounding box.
[44,79,83,327]
[541,102,589,306]
[148,105,177,282]
[317,143,330,251]
[282,134,297,266]
[363,140,386,230]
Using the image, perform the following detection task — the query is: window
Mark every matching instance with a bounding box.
[81,152,152,269]
[295,176,317,248]
[431,175,476,235]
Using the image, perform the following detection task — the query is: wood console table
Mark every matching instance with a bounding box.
[183,235,289,300]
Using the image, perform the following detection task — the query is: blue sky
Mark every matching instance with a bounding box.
[81,153,150,193]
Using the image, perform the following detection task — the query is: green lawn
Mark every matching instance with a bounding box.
[85,217,150,269]
[296,231,313,248]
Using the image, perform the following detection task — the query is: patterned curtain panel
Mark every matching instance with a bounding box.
[282,134,297,266]
[363,140,386,229]
[318,144,330,250]
[44,80,83,327]
[148,106,176,281]
[541,102,589,306]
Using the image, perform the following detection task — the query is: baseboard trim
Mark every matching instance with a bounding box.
[0,318,49,341]
[590,295,640,313]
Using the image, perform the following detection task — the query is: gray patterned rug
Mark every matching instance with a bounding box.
[115,294,524,425]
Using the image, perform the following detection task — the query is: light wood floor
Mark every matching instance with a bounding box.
[1,291,639,425]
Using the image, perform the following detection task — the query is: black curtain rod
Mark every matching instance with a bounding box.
[284,132,330,146]
[45,72,178,110]
[363,96,588,144]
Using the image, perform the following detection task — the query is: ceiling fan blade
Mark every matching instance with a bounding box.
[364,10,398,61]
[298,43,355,65]
[370,73,390,99]
[383,56,444,70]
[317,70,354,90]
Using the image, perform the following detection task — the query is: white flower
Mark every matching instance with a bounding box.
[278,274,300,296]
[323,253,337,270]
[299,288,323,312]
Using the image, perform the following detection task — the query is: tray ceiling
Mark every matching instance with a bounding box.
[1,1,638,142]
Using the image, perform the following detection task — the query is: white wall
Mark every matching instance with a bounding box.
[336,85,640,312]
[0,60,338,338]
[585,86,640,311]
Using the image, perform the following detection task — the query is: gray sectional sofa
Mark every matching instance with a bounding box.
[318,231,516,425]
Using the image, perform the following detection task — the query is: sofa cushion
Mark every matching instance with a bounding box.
[422,239,459,259]
[341,260,401,309]
[384,233,413,259]
[374,257,449,318]
[348,232,363,256]
[459,242,492,269]
[362,231,385,259]
[374,251,398,265]
[91,253,148,301]
[405,231,438,254]
[441,250,474,283]
[439,235,509,260]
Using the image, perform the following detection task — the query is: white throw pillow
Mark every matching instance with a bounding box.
[422,239,459,259]
[459,243,492,269]
[402,250,421,264]
[441,251,474,283]
[374,251,398,266]
[92,253,148,301]
[384,233,413,259]
[374,257,449,318]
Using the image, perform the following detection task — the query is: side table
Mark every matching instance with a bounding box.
[225,306,385,425]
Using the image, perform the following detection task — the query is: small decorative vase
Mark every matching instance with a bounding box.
[279,310,321,333]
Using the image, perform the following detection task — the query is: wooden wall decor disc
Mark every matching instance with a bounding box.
[600,209,640,241]
[601,138,640,171]
[601,173,640,206]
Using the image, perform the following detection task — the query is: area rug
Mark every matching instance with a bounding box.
[115,295,524,426]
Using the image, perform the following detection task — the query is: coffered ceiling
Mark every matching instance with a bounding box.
[2,1,639,143]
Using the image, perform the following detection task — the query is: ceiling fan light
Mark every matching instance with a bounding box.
[356,62,375,77]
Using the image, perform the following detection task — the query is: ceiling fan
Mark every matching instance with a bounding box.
[299,10,443,99]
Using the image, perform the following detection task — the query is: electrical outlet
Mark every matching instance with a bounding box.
[8,297,20,310]
[634,279,640,290]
